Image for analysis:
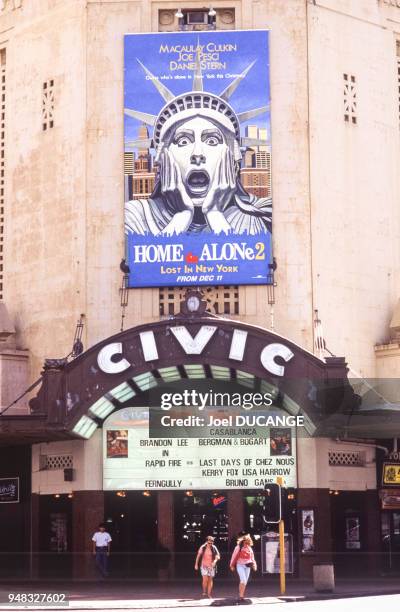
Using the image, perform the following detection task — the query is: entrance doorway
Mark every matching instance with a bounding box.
[330,491,367,576]
[381,511,400,573]
[174,491,229,576]
[39,495,72,578]
[104,491,158,578]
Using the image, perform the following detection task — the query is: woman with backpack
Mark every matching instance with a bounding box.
[230,533,257,600]
[194,535,220,599]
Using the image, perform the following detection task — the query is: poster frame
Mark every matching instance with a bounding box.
[299,507,316,555]
[0,477,20,504]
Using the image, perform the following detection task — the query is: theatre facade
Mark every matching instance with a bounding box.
[0,299,390,580]
[0,0,400,582]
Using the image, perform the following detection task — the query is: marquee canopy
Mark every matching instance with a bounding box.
[0,302,361,445]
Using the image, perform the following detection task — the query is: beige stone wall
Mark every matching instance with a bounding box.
[2,0,400,490]
[2,1,87,378]
[32,429,102,494]
[375,343,400,378]
[0,0,315,376]
[297,437,377,491]
[2,0,399,379]
[308,0,400,377]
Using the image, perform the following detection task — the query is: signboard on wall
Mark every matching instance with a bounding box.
[0,477,19,503]
[124,30,272,287]
[261,532,294,574]
[381,488,400,509]
[382,463,400,486]
[49,513,68,552]
[103,408,297,490]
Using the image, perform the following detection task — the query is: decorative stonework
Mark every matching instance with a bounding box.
[219,9,235,24]
[42,454,73,471]
[0,0,23,13]
[159,286,239,316]
[381,0,400,7]
[159,10,174,26]
[343,73,357,124]
[216,8,236,30]
[42,79,54,131]
[329,450,365,467]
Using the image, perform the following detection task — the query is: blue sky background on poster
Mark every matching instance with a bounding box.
[124,30,271,145]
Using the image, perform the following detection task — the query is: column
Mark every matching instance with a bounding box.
[30,493,40,579]
[364,490,381,576]
[72,490,105,579]
[297,488,332,579]
[157,491,174,580]
[228,490,244,545]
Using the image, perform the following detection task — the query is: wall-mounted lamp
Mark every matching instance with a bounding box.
[175,8,184,18]
[208,7,216,17]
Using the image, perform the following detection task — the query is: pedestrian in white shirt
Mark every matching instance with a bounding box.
[92,523,112,577]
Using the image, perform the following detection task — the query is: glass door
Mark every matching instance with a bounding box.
[382,512,400,573]
[174,491,229,576]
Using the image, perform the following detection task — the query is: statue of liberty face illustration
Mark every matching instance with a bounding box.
[124,52,272,236]
[163,117,230,206]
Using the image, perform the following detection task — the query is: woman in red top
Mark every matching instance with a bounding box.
[194,536,220,598]
[230,534,257,600]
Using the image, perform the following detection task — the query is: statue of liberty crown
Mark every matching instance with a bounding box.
[124,46,269,156]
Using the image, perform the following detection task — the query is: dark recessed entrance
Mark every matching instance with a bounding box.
[174,491,229,576]
[381,511,400,574]
[331,491,368,577]
[39,494,72,578]
[104,491,158,579]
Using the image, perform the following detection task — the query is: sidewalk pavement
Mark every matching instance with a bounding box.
[0,578,399,609]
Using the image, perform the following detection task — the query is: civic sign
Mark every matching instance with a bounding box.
[124,30,272,287]
[0,477,19,503]
[97,325,294,377]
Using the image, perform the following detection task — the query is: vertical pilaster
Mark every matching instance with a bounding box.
[365,490,381,575]
[297,488,332,579]
[228,490,244,543]
[72,490,105,579]
[30,493,40,579]
[157,491,174,579]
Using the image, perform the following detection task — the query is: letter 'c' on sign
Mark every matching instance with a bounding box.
[260,343,294,377]
[98,342,130,374]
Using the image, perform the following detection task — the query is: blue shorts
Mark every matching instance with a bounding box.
[236,563,251,584]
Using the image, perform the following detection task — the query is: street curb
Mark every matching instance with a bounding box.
[0,590,400,611]
[278,589,400,602]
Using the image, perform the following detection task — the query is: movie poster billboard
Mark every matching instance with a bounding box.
[103,408,297,491]
[124,30,272,287]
